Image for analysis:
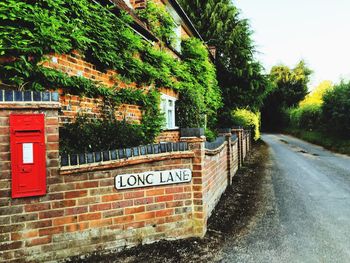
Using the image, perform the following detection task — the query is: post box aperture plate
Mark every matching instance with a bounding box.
[10,114,46,198]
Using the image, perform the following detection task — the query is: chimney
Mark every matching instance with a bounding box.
[130,0,147,9]
[208,46,217,60]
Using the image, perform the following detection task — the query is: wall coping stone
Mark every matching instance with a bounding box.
[217,128,231,133]
[0,89,60,109]
[231,134,238,142]
[60,142,189,167]
[205,141,227,156]
[60,151,194,175]
[0,89,59,103]
[180,128,205,137]
[205,136,225,150]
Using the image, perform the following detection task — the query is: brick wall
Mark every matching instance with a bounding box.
[239,130,251,162]
[0,95,252,262]
[230,139,239,183]
[0,153,196,262]
[0,92,60,262]
[203,143,228,220]
[180,137,206,236]
[42,52,116,88]
[43,52,144,126]
[232,128,244,167]
[59,94,142,125]
[242,134,248,161]
[155,130,180,143]
[43,52,177,141]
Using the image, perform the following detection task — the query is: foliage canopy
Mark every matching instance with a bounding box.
[178,0,271,112]
[261,61,312,131]
[299,80,333,107]
[322,81,350,137]
[231,109,261,141]
[0,0,222,149]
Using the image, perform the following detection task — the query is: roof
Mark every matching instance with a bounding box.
[97,0,213,60]
[167,0,203,42]
[98,0,158,42]
[99,0,203,41]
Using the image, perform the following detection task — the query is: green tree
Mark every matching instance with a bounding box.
[299,80,333,107]
[178,0,271,115]
[322,81,350,137]
[262,61,312,131]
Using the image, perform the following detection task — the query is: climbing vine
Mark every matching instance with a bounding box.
[0,0,222,144]
[137,1,176,44]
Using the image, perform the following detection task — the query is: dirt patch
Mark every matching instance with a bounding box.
[65,142,270,263]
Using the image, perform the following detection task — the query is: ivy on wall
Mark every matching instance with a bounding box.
[0,0,222,139]
[137,1,176,44]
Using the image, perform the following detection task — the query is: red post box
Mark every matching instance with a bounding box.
[10,114,46,198]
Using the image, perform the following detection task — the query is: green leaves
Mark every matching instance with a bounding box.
[1,0,222,139]
[322,81,350,137]
[59,115,148,153]
[261,61,312,131]
[176,38,222,128]
[137,1,176,44]
[269,61,312,108]
[288,104,322,131]
[231,109,261,141]
[178,0,270,112]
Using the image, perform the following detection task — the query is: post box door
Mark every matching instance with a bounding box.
[10,114,46,198]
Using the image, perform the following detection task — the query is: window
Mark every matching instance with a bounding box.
[172,22,182,52]
[160,94,177,130]
[166,4,182,53]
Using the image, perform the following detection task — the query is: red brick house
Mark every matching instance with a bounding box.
[0,2,248,262]
[40,0,211,143]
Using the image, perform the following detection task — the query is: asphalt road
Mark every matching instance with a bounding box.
[221,134,350,263]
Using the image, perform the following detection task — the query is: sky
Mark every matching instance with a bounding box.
[235,0,350,89]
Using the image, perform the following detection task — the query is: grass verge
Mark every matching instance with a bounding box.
[285,128,350,155]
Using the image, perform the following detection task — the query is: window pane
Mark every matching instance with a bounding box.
[168,110,173,128]
[161,99,166,112]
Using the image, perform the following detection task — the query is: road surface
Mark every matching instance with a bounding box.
[221,134,350,263]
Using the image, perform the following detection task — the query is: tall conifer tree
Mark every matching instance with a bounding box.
[178,0,271,118]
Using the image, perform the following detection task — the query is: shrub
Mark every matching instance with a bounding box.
[231,109,261,141]
[322,81,350,137]
[59,115,149,154]
[288,104,322,130]
[205,128,217,142]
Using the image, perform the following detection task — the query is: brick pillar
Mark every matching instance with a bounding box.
[248,130,252,152]
[0,90,60,199]
[246,130,249,152]
[180,128,206,237]
[218,128,232,185]
[232,128,244,167]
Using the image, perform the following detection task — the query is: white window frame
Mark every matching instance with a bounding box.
[172,22,182,52]
[166,4,182,53]
[160,94,177,130]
